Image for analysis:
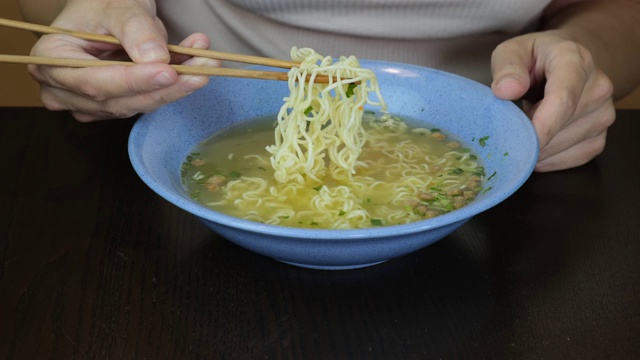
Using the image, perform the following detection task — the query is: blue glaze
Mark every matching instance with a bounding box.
[128,60,539,270]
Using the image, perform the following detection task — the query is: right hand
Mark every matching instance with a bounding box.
[491,31,616,172]
[28,0,219,122]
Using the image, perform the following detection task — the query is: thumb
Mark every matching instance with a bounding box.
[107,5,170,64]
[490,38,533,101]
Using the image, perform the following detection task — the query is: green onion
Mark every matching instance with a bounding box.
[304,105,314,116]
[473,168,486,177]
[345,83,357,98]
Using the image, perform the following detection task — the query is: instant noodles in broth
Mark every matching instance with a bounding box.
[181,111,486,229]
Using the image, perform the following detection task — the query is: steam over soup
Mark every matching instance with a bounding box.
[181,112,486,229]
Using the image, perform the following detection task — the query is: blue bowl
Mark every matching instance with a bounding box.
[128,60,538,270]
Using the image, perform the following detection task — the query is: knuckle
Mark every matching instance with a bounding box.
[556,88,581,116]
[558,40,594,68]
[575,44,594,68]
[595,104,617,134]
[120,12,162,40]
[52,73,107,102]
[26,65,45,82]
[592,73,615,102]
[587,133,607,158]
[603,106,616,127]
[105,104,138,119]
[71,112,98,123]
[40,91,67,112]
[76,79,106,102]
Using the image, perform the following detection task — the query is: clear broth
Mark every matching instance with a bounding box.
[181,112,486,229]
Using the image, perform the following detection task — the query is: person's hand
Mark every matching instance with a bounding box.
[27,0,219,122]
[490,30,616,172]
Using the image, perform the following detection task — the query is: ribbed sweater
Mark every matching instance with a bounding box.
[158,0,551,84]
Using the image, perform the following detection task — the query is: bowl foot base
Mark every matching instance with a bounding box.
[276,259,389,270]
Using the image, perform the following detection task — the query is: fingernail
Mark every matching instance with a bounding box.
[496,75,520,89]
[139,42,167,62]
[199,59,221,68]
[152,72,175,88]
[186,57,220,68]
[194,40,209,49]
[182,76,207,92]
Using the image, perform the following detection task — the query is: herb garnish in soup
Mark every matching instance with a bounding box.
[181,112,485,229]
[181,47,485,229]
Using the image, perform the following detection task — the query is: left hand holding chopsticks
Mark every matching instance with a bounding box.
[26,0,216,122]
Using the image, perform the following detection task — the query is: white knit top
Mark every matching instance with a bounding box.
[158,0,552,85]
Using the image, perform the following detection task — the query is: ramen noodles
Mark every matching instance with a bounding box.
[182,112,485,229]
[181,48,485,229]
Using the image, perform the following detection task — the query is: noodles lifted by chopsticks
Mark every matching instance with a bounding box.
[267,47,386,184]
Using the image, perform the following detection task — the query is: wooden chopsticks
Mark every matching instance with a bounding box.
[0,54,293,81]
[0,17,325,82]
[0,18,298,68]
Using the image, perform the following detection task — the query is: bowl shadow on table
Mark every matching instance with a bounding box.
[167,229,504,355]
[152,159,606,357]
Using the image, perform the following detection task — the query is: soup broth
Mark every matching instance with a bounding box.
[181,112,486,229]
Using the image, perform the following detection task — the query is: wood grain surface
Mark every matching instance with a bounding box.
[1,107,639,359]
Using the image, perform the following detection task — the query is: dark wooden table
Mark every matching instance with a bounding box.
[1,107,639,359]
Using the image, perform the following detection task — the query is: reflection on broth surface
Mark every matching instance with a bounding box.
[181,112,486,229]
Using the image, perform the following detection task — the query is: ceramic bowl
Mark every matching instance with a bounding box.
[128,60,538,270]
